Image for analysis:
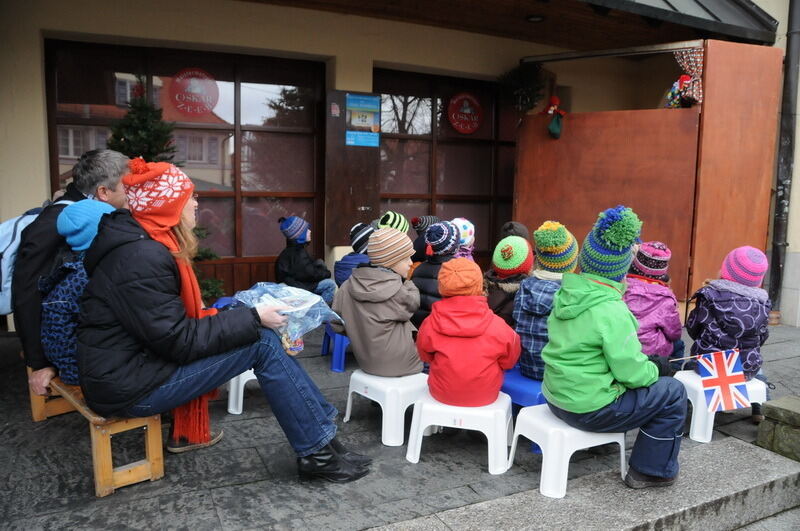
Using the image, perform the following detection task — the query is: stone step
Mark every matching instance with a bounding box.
[373,437,800,531]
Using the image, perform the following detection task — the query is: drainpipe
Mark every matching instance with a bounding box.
[769,0,800,310]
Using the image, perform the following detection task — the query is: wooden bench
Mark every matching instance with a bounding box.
[28,366,78,422]
[27,367,165,496]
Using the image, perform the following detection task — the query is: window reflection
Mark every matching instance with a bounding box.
[241,84,315,127]
[381,95,432,135]
[380,139,430,193]
[241,132,314,192]
[174,129,234,191]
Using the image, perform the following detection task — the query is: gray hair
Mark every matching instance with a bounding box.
[71,149,129,195]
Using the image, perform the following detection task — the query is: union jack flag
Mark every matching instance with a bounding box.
[697,349,750,412]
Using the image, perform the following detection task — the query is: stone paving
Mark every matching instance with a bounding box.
[0,325,798,530]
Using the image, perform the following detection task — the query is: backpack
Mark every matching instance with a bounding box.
[39,251,87,385]
[0,200,73,315]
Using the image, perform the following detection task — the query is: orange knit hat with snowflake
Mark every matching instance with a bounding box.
[122,157,194,244]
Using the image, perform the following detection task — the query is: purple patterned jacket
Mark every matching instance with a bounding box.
[686,279,771,379]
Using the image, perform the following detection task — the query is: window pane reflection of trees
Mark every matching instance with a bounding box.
[241,132,314,192]
[381,95,432,135]
[241,84,315,128]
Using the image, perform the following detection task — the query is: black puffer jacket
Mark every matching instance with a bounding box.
[77,210,261,417]
[410,254,454,328]
[275,240,331,291]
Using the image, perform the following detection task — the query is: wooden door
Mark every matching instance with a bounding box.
[514,108,700,299]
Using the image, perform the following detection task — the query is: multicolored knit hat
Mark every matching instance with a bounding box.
[349,222,374,254]
[579,205,642,281]
[534,221,579,274]
[368,228,414,268]
[378,211,409,234]
[425,221,460,256]
[492,236,533,279]
[721,246,768,287]
[438,258,484,297]
[630,241,671,281]
[279,215,310,243]
[411,215,440,236]
[451,217,475,247]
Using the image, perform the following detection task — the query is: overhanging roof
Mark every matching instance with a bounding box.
[248,1,778,50]
[584,0,778,44]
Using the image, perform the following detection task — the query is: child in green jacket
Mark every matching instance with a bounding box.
[541,205,687,489]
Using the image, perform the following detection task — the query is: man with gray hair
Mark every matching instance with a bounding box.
[14,149,130,396]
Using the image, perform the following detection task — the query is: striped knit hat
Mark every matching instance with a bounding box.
[534,221,579,273]
[367,228,414,268]
[349,222,374,254]
[630,241,671,281]
[411,215,440,236]
[378,211,410,234]
[279,216,310,242]
[492,236,533,279]
[579,206,642,281]
[425,221,460,256]
[721,246,768,287]
[451,217,476,247]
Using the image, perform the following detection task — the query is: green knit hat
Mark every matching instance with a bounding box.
[492,236,533,279]
[579,205,642,281]
[378,210,409,234]
[533,221,579,273]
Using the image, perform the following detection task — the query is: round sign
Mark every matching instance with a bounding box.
[447,92,483,134]
[169,68,220,116]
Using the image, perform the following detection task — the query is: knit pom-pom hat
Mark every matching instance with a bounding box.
[411,215,440,236]
[122,157,194,231]
[56,200,116,251]
[425,221,459,256]
[534,221,579,273]
[368,228,414,268]
[720,246,768,287]
[378,211,409,234]
[349,222,374,254]
[438,257,484,297]
[451,217,475,248]
[279,216,310,243]
[492,236,533,279]
[579,205,642,281]
[630,241,671,281]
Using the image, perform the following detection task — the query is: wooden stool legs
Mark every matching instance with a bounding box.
[89,415,164,497]
[27,366,76,422]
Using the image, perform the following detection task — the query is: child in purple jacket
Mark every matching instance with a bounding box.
[686,246,771,423]
[623,242,684,359]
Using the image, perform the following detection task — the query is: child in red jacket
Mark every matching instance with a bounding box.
[417,258,521,406]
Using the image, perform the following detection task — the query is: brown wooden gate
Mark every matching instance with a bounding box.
[514,108,700,299]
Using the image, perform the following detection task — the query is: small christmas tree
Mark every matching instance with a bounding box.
[107,81,176,162]
[193,226,225,302]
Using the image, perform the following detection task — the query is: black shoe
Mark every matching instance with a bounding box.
[297,443,370,483]
[329,437,373,467]
[624,467,676,489]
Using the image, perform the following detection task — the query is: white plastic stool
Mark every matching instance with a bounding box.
[507,404,627,499]
[227,369,257,414]
[405,391,513,475]
[343,369,430,446]
[674,370,767,443]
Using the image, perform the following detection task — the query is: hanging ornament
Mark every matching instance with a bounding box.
[540,96,567,139]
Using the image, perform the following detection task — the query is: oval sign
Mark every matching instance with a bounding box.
[169,68,220,116]
[447,92,483,134]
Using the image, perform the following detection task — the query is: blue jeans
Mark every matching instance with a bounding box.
[123,329,338,457]
[547,377,687,478]
[315,278,336,305]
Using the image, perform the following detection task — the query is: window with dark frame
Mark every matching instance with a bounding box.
[373,68,517,258]
[46,40,325,288]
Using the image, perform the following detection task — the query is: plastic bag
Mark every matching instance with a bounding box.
[233,282,342,342]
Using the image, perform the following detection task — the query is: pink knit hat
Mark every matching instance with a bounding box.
[720,246,768,287]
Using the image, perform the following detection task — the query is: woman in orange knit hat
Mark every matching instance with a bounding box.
[76,158,370,483]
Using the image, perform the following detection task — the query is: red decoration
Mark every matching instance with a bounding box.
[447,92,483,134]
[168,68,220,116]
